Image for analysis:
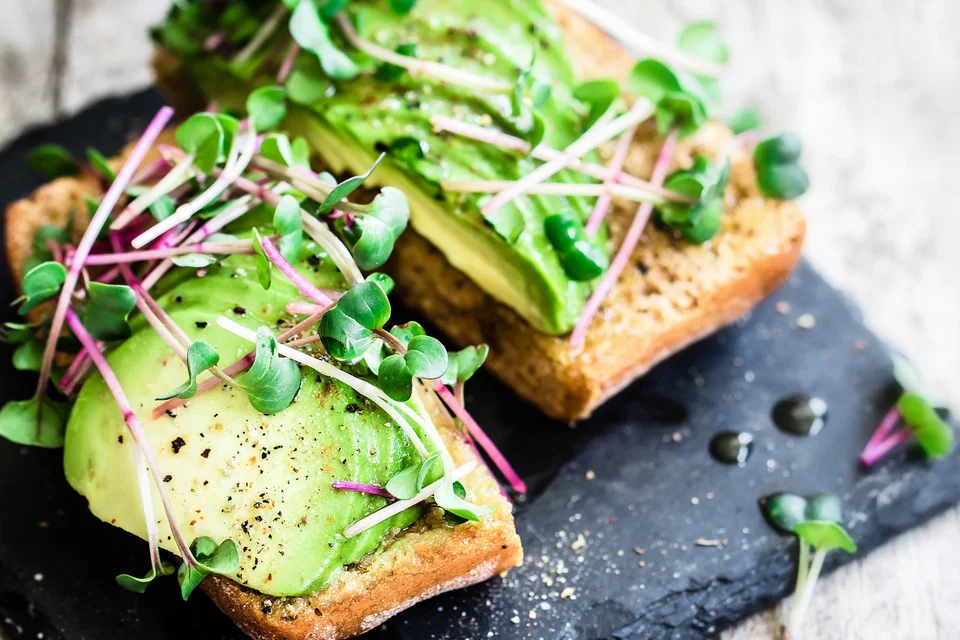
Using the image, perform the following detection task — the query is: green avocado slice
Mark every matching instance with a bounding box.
[64,240,424,597]
[157,0,607,334]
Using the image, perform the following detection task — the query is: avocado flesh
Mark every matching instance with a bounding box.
[168,0,607,334]
[64,237,423,597]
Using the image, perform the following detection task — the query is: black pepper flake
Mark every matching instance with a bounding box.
[117,435,123,444]
[233,306,246,316]
[374,141,389,153]
[165,409,177,419]
[637,260,649,275]
[345,403,361,413]
[175,296,183,303]
[171,437,186,454]
[195,321,208,329]
[163,475,173,483]
[307,254,321,266]
[255,515,263,522]
[262,605,273,615]
[254,502,262,508]
[201,448,211,459]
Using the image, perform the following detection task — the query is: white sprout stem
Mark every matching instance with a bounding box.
[569,128,678,349]
[233,4,288,63]
[35,106,174,400]
[65,308,196,564]
[343,461,477,539]
[300,213,364,285]
[480,100,654,215]
[796,539,810,592]
[430,115,693,203]
[786,546,827,637]
[82,241,253,265]
[387,391,454,476]
[133,447,164,571]
[335,13,513,94]
[553,0,726,77]
[442,180,665,204]
[585,105,644,234]
[133,126,258,249]
[217,316,429,459]
[110,154,197,231]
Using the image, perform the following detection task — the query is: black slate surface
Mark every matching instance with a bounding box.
[1,90,958,640]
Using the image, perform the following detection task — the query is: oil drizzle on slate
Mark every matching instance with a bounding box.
[709,431,754,466]
[772,394,828,436]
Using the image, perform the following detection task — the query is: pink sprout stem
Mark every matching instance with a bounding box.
[860,426,913,467]
[480,105,654,216]
[286,297,342,316]
[860,404,900,465]
[59,347,97,395]
[65,308,196,565]
[331,481,394,499]
[259,236,335,308]
[570,128,679,350]
[94,265,122,284]
[277,42,300,82]
[35,106,173,401]
[585,117,641,234]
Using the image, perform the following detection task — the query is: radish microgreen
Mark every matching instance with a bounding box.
[572,79,621,128]
[16,261,67,315]
[319,280,391,360]
[378,334,448,401]
[246,85,288,131]
[27,144,78,179]
[79,282,137,342]
[116,561,176,594]
[259,133,311,170]
[656,155,730,243]
[272,194,304,262]
[86,147,116,182]
[175,113,227,174]
[729,106,762,134]
[177,536,241,600]
[440,344,489,388]
[316,153,385,214]
[289,0,358,80]
[753,133,810,200]
[237,326,303,414]
[156,341,220,401]
[0,397,69,448]
[544,210,609,281]
[387,451,441,500]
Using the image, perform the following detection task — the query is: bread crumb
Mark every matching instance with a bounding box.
[638,560,646,567]
[571,534,586,551]
[776,301,791,315]
[796,313,816,329]
[691,496,700,505]
[510,615,520,624]
[633,547,645,555]
[560,587,576,599]
[696,538,722,547]
[584,470,595,480]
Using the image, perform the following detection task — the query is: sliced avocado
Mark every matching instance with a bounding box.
[159,0,608,334]
[64,244,424,597]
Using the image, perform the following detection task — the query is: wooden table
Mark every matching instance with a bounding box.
[1,1,957,638]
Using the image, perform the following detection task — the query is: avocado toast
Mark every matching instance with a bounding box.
[151,0,806,421]
[2,104,521,638]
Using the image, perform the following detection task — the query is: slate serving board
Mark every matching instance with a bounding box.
[1,90,957,640]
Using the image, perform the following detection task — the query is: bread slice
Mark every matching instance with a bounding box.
[4,155,521,639]
[152,1,806,422]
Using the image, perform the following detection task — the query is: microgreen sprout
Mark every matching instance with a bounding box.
[236,327,303,414]
[655,154,731,244]
[177,536,241,600]
[156,341,220,401]
[15,261,67,315]
[753,133,810,200]
[290,1,358,80]
[543,211,608,281]
[860,354,953,466]
[27,144,78,179]
[729,106,763,134]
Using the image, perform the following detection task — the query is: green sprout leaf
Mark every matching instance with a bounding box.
[377,333,447,401]
[627,59,709,136]
[247,85,288,131]
[389,321,425,347]
[319,278,392,361]
[677,21,727,107]
[434,480,493,522]
[543,211,609,280]
[273,195,303,262]
[762,492,843,535]
[898,393,954,457]
[366,272,394,295]
[23,220,72,274]
[86,148,116,182]
[753,133,810,200]
[386,452,441,499]
[377,42,417,81]
[317,154,386,215]
[127,187,175,222]
[259,133,311,170]
[405,335,448,379]
[1,322,34,344]
[573,79,621,127]
[440,344,489,386]
[116,561,175,594]
[335,281,391,330]
[0,397,69,448]
[12,340,44,372]
[177,537,240,601]
[656,155,730,243]
[793,521,857,553]
[378,353,415,401]
[18,261,67,315]
[289,0,358,80]
[351,216,394,270]
[27,144,77,179]
[729,106,762,134]
[175,113,227,174]
[80,282,137,342]
[237,327,302,414]
[388,0,416,14]
[156,341,220,401]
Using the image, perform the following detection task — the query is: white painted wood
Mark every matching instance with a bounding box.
[0,1,957,638]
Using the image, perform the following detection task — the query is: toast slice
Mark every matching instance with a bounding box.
[4,153,522,640]
[152,0,806,421]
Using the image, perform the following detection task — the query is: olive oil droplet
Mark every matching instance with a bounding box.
[772,395,828,436]
[709,431,754,466]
